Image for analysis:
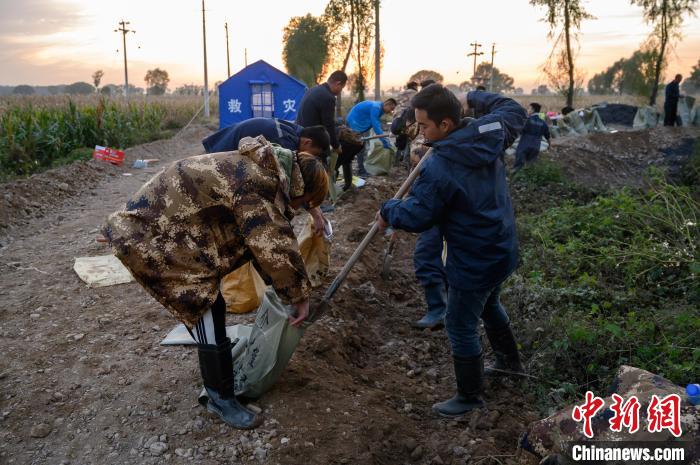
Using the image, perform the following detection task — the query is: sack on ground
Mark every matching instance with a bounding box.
[364,139,395,176]
[633,106,660,129]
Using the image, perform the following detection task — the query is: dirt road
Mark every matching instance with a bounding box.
[0,125,544,465]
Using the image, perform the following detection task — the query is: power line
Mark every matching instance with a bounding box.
[201,0,210,119]
[114,20,135,98]
[489,43,497,91]
[225,22,231,78]
[467,41,483,82]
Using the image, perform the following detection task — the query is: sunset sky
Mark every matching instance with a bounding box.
[0,0,698,92]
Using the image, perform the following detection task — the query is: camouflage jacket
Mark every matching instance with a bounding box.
[103,136,311,328]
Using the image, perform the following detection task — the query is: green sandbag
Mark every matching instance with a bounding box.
[633,105,660,129]
[364,140,395,176]
[233,289,305,398]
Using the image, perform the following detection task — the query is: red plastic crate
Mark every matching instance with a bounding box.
[93,145,125,166]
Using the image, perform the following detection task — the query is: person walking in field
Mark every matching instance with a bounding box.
[513,102,550,173]
[102,136,328,429]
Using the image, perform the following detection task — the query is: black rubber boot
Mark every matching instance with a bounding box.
[413,283,447,330]
[342,162,353,191]
[432,354,485,417]
[484,323,525,376]
[197,338,262,429]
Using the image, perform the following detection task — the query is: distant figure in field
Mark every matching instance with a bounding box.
[513,103,551,173]
[664,74,683,127]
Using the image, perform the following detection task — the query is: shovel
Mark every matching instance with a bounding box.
[308,149,433,323]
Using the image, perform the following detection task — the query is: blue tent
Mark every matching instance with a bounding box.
[218,60,308,129]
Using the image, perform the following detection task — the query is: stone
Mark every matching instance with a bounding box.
[430,455,444,465]
[280,437,290,445]
[72,333,85,341]
[247,403,262,414]
[403,437,417,452]
[253,447,267,461]
[159,434,168,442]
[453,446,468,457]
[410,445,424,460]
[149,442,168,456]
[144,435,159,448]
[30,423,51,438]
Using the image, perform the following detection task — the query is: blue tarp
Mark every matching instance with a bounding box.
[218,60,308,129]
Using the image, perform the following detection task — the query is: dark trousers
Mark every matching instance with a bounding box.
[445,285,510,358]
[664,101,680,126]
[414,226,446,287]
[514,146,540,171]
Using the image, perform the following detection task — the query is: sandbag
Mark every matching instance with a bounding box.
[692,107,700,126]
[564,111,588,135]
[364,139,396,176]
[234,289,305,398]
[633,105,660,129]
[220,262,267,314]
[297,216,331,288]
[582,109,608,133]
[678,96,695,127]
[519,365,700,463]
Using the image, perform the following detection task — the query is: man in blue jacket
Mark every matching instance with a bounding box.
[202,117,330,160]
[376,84,527,417]
[513,102,550,173]
[346,98,397,176]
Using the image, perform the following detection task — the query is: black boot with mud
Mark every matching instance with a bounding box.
[198,338,263,429]
[432,354,485,417]
[484,323,525,376]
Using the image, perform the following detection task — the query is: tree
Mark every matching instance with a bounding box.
[682,58,700,93]
[464,62,515,93]
[65,81,95,95]
[632,0,697,105]
[543,46,586,98]
[47,85,63,95]
[283,14,329,86]
[144,68,170,95]
[323,0,375,111]
[174,84,204,96]
[92,70,104,92]
[588,49,659,96]
[530,0,593,107]
[409,70,444,84]
[12,85,35,95]
[514,88,524,95]
[100,84,120,96]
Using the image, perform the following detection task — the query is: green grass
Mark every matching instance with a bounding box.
[506,159,700,411]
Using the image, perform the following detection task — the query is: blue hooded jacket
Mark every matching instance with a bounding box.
[346,101,390,148]
[202,117,302,153]
[380,92,526,291]
[516,114,550,156]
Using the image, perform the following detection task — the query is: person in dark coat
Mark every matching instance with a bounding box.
[296,71,348,154]
[201,117,331,235]
[664,74,683,127]
[375,85,527,417]
[513,102,550,172]
[202,118,330,160]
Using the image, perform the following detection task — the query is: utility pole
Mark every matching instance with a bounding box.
[244,48,248,67]
[374,0,380,100]
[467,41,483,86]
[225,22,231,78]
[201,0,210,119]
[489,43,497,92]
[114,20,135,98]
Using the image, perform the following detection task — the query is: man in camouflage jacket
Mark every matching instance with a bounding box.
[103,136,325,429]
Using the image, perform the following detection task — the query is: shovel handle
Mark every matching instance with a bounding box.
[322,149,433,302]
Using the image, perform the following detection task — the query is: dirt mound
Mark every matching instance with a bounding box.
[548,126,699,189]
[0,125,211,237]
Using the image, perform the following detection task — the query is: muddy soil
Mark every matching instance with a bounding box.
[0,125,696,465]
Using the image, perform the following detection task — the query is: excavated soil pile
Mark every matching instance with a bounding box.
[546,126,699,189]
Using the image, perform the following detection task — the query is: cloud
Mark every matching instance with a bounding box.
[0,0,86,35]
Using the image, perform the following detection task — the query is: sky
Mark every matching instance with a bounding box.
[0,0,698,92]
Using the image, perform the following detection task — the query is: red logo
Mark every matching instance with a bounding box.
[572,391,605,438]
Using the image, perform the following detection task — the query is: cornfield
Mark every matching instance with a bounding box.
[0,95,215,178]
